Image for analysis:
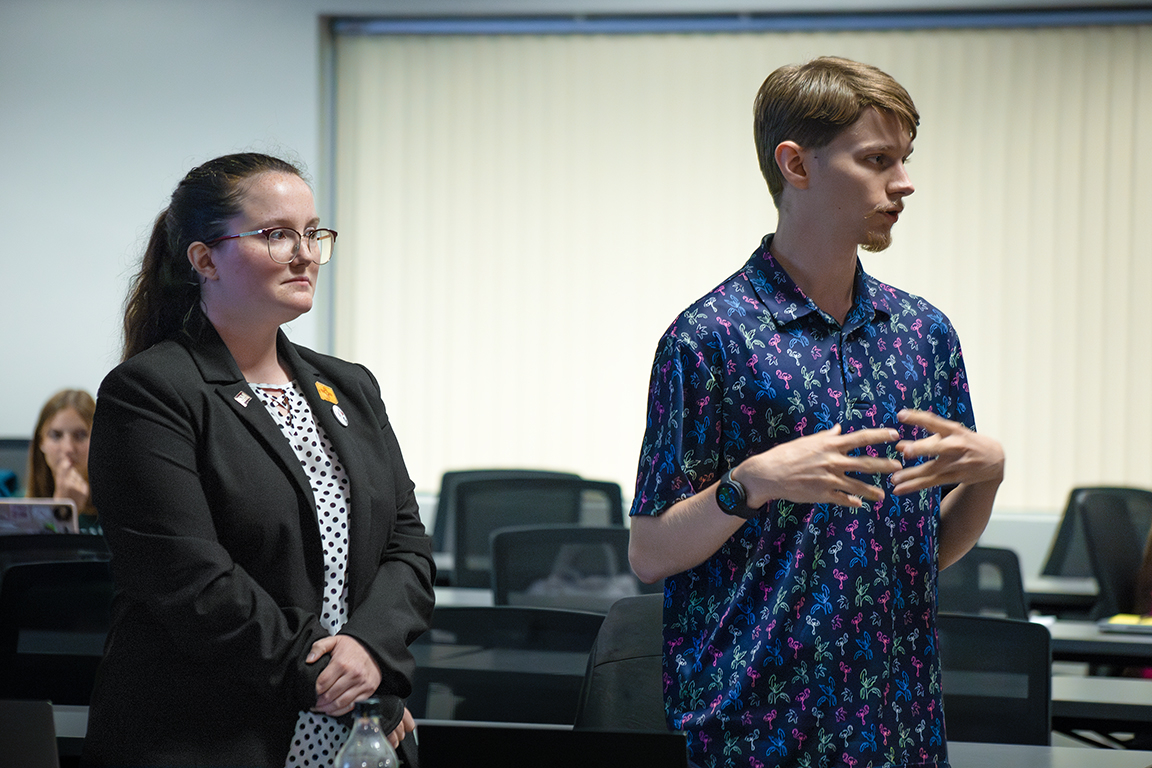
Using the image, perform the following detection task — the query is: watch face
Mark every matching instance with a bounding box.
[717,483,739,512]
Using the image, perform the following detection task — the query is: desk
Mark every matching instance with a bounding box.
[1048,621,1152,667]
[949,741,1152,767]
[1027,576,1099,616]
[433,586,493,606]
[51,705,1152,768]
[1052,676,1152,735]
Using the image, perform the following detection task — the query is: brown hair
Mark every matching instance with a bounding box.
[27,389,96,502]
[754,56,920,208]
[121,152,305,361]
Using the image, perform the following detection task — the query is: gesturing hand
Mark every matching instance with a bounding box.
[307,634,382,717]
[50,457,90,510]
[891,409,1004,496]
[738,423,903,509]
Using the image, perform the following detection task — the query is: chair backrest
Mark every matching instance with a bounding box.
[936,613,1051,746]
[0,437,31,497]
[491,525,660,613]
[0,559,115,705]
[0,699,59,768]
[452,476,624,588]
[1080,492,1147,620]
[409,604,605,725]
[430,469,581,569]
[1041,486,1152,579]
[573,592,667,732]
[937,545,1029,620]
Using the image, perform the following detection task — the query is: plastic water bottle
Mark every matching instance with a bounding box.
[333,698,399,768]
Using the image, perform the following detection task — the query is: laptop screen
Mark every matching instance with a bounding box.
[0,498,78,534]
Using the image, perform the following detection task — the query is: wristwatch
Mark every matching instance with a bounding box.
[716,468,759,519]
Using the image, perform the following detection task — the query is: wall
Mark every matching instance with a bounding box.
[3,0,1147,514]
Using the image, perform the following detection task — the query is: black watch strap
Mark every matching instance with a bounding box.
[716,468,759,519]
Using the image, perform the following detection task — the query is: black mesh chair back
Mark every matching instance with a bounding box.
[491,525,659,613]
[937,545,1029,620]
[409,605,605,725]
[1041,486,1152,579]
[574,592,667,732]
[937,613,1052,746]
[0,699,59,768]
[1080,492,1146,620]
[0,559,114,705]
[431,469,580,584]
[453,477,624,588]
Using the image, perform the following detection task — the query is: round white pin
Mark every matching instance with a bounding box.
[332,404,349,426]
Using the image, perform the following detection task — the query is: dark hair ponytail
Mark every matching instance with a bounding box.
[121,152,304,361]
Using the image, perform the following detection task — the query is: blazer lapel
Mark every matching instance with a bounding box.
[181,327,319,519]
[277,334,377,573]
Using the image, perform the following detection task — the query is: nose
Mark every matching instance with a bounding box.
[892,162,915,197]
[58,435,77,457]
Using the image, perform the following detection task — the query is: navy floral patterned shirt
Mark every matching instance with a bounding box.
[630,235,974,768]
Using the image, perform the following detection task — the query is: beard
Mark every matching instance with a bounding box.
[861,207,897,253]
[861,228,893,253]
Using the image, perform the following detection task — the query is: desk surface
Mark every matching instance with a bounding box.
[51,705,1152,768]
[1048,620,1152,666]
[1052,675,1152,733]
[434,586,493,607]
[949,741,1152,767]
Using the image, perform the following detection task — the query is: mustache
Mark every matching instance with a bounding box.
[866,203,904,218]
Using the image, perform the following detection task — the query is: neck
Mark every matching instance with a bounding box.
[206,311,289,384]
[769,224,858,325]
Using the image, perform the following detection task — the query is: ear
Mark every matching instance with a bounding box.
[187,242,218,281]
[774,140,810,191]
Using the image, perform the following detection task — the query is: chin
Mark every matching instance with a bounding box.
[862,231,893,253]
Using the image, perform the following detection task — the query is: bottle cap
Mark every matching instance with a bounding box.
[354,698,383,719]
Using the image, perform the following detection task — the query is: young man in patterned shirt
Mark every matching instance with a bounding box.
[628,57,1005,768]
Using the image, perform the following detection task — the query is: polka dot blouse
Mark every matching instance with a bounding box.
[250,381,352,767]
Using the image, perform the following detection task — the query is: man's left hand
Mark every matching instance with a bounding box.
[891,409,1004,496]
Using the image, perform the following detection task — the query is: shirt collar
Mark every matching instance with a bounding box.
[743,233,894,332]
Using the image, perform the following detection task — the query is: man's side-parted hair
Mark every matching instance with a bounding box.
[754,56,920,209]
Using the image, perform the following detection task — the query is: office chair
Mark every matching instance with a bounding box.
[573,592,667,732]
[1041,486,1152,580]
[0,699,59,768]
[1080,492,1146,621]
[937,545,1029,620]
[452,476,624,588]
[430,468,580,585]
[0,559,114,705]
[490,525,660,613]
[409,604,605,725]
[936,613,1052,746]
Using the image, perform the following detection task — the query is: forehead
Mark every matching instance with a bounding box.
[45,408,87,430]
[831,107,914,154]
[235,171,316,221]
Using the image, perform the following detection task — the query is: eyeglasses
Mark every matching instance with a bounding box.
[204,227,337,265]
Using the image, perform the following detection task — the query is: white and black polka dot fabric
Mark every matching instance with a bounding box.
[251,381,352,766]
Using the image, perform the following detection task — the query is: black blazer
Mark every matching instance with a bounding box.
[83,326,435,767]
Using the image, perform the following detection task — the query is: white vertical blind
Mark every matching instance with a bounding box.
[332,24,1152,513]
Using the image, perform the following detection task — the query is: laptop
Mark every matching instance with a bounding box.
[414,721,690,768]
[0,498,78,534]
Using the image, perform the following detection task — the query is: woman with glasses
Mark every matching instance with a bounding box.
[83,153,434,767]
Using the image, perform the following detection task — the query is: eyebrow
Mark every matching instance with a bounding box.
[861,143,914,156]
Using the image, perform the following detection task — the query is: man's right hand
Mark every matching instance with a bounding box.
[629,424,903,583]
[736,424,902,509]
